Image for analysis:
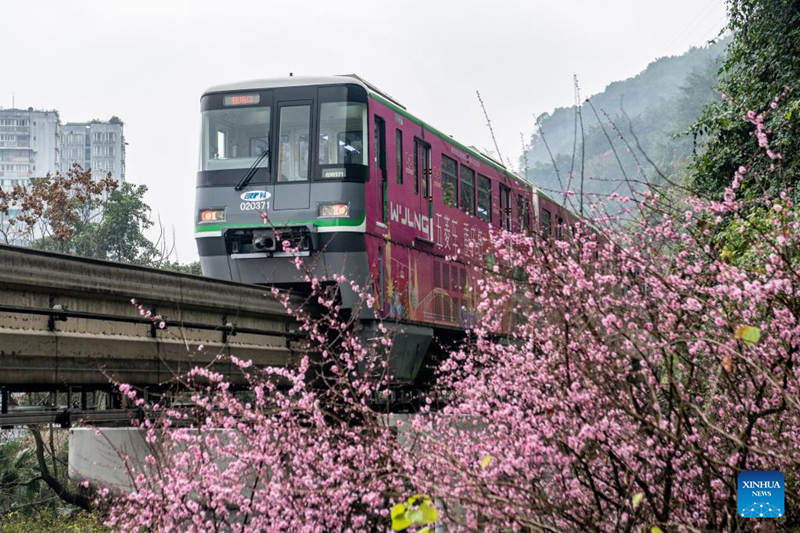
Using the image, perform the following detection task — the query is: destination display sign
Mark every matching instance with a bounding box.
[223,93,260,106]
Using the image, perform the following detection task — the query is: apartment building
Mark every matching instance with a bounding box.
[0,108,60,190]
[0,108,125,190]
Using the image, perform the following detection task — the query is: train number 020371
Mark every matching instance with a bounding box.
[240,201,266,211]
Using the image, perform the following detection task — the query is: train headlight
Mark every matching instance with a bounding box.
[200,208,225,223]
[318,203,349,217]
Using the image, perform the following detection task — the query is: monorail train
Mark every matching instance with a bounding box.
[194,74,574,383]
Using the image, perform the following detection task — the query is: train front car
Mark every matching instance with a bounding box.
[195,77,370,312]
[194,75,579,389]
[195,76,433,386]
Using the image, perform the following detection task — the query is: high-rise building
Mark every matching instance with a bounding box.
[0,108,60,190]
[61,117,125,180]
[0,108,125,190]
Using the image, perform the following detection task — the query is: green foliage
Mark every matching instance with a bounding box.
[716,198,799,269]
[0,439,40,514]
[160,260,203,275]
[0,509,107,532]
[0,431,86,523]
[632,492,644,508]
[14,168,198,272]
[391,494,438,531]
[31,181,158,264]
[525,40,728,201]
[85,182,158,263]
[690,0,800,198]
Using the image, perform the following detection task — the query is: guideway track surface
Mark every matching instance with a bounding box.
[0,244,302,390]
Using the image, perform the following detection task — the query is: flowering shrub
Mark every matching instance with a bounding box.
[102,117,799,532]
[405,187,800,530]
[104,275,407,531]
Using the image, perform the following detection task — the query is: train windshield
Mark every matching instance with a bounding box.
[198,84,369,183]
[200,107,270,171]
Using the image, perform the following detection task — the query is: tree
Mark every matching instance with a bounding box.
[104,280,404,531]
[690,0,800,199]
[524,40,728,206]
[0,422,93,518]
[71,182,158,264]
[23,166,159,264]
[0,165,114,247]
[0,164,192,268]
[26,165,119,252]
[159,260,203,275]
[0,437,40,513]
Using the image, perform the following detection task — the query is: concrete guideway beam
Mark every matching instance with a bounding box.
[0,244,302,389]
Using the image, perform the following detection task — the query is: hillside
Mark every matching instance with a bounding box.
[523,38,730,209]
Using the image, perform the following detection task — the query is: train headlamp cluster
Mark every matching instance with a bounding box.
[200,209,225,222]
[318,203,349,217]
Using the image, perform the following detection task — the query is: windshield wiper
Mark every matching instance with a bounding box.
[234,150,269,191]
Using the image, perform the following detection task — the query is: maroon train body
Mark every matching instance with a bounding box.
[363,85,574,330]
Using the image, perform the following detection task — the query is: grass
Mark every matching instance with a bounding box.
[0,509,108,533]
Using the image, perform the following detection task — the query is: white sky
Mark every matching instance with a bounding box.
[0,0,727,262]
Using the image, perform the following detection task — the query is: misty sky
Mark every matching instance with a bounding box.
[0,0,727,262]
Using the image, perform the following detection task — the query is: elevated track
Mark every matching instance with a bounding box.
[0,244,301,396]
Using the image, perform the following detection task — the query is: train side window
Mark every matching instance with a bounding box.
[523,198,531,232]
[517,195,530,232]
[541,208,552,239]
[413,140,432,198]
[414,140,419,194]
[374,116,387,221]
[422,143,432,198]
[477,174,491,222]
[395,129,403,184]
[459,165,475,215]
[556,215,564,239]
[374,116,386,175]
[499,183,511,230]
[441,155,458,208]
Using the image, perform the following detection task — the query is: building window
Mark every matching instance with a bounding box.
[441,155,458,208]
[459,165,475,215]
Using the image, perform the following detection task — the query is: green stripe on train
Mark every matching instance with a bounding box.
[195,213,366,233]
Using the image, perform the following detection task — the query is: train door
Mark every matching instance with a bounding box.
[273,100,312,210]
